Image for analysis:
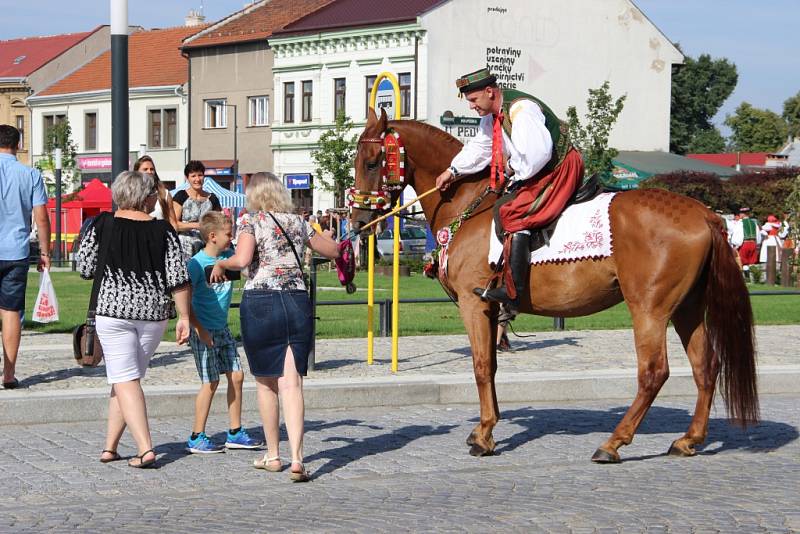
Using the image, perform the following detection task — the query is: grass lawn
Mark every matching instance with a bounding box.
[24,269,800,340]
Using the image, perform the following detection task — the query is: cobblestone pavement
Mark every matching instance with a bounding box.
[10,325,800,391]
[1,395,797,532]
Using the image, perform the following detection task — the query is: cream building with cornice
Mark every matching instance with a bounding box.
[269,0,682,211]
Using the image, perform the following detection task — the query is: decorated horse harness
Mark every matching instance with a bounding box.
[347,130,406,212]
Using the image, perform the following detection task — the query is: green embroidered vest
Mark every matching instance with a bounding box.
[500,89,571,174]
[742,218,757,241]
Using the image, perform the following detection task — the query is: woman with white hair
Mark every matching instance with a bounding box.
[77,171,191,468]
[211,172,339,481]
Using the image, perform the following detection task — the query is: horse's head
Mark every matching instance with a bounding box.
[349,107,399,232]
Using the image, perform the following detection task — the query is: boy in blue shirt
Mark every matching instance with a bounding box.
[186,211,262,453]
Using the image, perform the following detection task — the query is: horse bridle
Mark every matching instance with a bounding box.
[347,133,405,214]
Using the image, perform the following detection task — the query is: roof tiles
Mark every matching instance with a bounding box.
[0,30,96,78]
[183,0,335,49]
[38,26,204,96]
[274,0,447,36]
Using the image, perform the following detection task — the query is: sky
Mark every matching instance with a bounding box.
[2,0,797,130]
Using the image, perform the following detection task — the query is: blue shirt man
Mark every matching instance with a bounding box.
[0,124,50,389]
[0,151,47,260]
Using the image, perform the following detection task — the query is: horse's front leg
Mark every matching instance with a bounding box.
[459,294,499,456]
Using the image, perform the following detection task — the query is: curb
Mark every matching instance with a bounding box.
[2,366,799,425]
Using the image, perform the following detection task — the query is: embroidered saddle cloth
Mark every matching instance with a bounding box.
[489,192,617,266]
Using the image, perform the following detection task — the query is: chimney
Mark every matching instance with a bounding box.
[185,9,206,27]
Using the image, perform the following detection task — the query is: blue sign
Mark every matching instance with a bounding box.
[286,173,311,189]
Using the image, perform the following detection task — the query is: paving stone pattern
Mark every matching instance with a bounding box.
[11,326,800,391]
[1,395,798,532]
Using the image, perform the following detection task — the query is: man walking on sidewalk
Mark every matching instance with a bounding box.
[0,125,50,389]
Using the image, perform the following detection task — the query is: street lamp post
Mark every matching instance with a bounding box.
[111,0,129,183]
[54,148,62,263]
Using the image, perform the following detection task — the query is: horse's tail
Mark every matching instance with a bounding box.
[704,218,759,426]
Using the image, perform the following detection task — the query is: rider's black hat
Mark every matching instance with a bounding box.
[455,68,497,96]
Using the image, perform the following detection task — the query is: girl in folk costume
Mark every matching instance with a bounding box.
[759,214,783,264]
[435,68,584,314]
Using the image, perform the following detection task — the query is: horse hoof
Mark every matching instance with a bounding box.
[667,441,696,457]
[591,448,620,464]
[466,433,477,446]
[469,444,494,457]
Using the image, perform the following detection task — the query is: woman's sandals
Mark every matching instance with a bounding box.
[253,455,283,472]
[289,461,310,482]
[128,448,157,469]
[99,449,122,463]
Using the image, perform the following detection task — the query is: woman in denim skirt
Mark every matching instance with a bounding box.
[211,172,339,481]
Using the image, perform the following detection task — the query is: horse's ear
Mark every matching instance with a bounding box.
[367,107,378,126]
[378,107,388,131]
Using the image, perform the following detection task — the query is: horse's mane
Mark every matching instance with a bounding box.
[390,119,464,150]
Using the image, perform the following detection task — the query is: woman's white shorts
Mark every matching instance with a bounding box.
[96,316,167,384]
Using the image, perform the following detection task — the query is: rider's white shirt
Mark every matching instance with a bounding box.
[449,99,553,182]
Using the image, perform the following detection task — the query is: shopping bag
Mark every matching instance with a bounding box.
[32,269,59,323]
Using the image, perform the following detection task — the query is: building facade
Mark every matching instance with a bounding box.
[182,0,333,191]
[27,26,202,188]
[269,0,683,211]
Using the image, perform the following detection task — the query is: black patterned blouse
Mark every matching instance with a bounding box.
[77,213,190,321]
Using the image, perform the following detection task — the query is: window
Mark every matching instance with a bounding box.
[302,80,313,122]
[205,99,227,128]
[84,112,97,151]
[399,72,411,117]
[283,82,295,123]
[333,78,346,118]
[249,96,269,127]
[148,108,178,149]
[42,113,66,146]
[15,115,24,150]
[365,75,376,116]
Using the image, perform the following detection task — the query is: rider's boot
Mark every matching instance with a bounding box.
[473,231,531,311]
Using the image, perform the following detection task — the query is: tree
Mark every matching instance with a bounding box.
[670,52,737,154]
[566,81,626,178]
[312,112,357,207]
[783,90,800,140]
[725,102,788,152]
[687,126,726,154]
[36,119,80,194]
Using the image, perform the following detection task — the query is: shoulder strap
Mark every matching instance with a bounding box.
[265,212,305,276]
[88,213,115,314]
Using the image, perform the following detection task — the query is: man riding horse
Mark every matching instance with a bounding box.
[435,68,585,316]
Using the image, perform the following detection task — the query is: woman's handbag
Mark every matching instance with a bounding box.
[72,214,114,367]
[266,212,312,294]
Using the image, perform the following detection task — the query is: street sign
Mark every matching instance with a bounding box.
[286,173,311,189]
[439,115,481,126]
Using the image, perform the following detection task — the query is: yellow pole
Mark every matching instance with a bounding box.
[367,233,375,365]
[391,214,400,372]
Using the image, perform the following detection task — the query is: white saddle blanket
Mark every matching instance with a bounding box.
[489,192,617,266]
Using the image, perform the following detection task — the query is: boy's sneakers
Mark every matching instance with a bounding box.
[225,428,264,450]
[187,432,225,454]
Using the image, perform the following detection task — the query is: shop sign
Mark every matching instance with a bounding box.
[78,155,113,171]
[286,173,311,189]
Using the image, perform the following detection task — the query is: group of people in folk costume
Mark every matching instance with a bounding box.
[728,208,793,276]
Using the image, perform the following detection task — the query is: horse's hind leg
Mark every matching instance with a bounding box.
[459,298,500,456]
[668,293,719,457]
[592,311,670,463]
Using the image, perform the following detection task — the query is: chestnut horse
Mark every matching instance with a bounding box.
[351,109,758,462]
